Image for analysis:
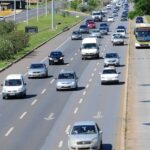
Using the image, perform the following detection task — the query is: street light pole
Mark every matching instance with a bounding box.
[45,0,48,16]
[14,0,16,24]
[26,0,29,25]
[51,0,54,31]
[37,0,39,21]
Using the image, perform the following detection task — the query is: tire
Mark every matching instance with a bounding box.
[100,140,103,150]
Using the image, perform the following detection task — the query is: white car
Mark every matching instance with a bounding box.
[111,33,124,45]
[100,67,120,84]
[1,74,27,99]
[107,16,114,22]
[116,29,126,37]
[68,121,103,150]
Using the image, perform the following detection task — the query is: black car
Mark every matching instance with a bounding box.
[136,16,144,23]
[48,51,64,65]
[79,25,89,33]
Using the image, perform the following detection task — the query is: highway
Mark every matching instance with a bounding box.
[0,5,128,150]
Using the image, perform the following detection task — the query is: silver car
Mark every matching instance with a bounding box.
[28,63,48,78]
[90,29,101,38]
[68,121,103,150]
[104,53,120,67]
[56,70,78,91]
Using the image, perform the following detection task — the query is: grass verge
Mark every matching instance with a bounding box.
[146,16,150,23]
[0,13,83,69]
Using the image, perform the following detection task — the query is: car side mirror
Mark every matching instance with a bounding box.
[99,130,103,134]
[118,72,121,74]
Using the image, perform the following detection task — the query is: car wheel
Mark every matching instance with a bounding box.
[100,140,103,150]
[49,61,52,65]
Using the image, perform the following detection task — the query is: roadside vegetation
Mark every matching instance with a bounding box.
[0,12,83,69]
[128,0,150,19]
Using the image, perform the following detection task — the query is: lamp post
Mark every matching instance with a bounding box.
[51,0,54,31]
[26,0,29,25]
[14,0,16,24]
[37,0,39,21]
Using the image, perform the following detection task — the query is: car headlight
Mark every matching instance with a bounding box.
[17,87,23,92]
[92,138,98,144]
[49,57,53,60]
[60,57,63,60]
[2,88,7,92]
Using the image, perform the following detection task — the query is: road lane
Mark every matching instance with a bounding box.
[0,5,129,150]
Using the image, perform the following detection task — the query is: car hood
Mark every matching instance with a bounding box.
[57,79,75,83]
[105,58,118,61]
[101,73,118,77]
[28,68,45,72]
[50,55,61,59]
[69,134,98,141]
[3,85,23,91]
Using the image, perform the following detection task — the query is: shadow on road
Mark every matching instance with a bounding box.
[102,144,113,150]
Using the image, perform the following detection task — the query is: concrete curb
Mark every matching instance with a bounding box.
[0,17,85,73]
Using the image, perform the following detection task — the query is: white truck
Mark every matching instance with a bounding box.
[92,11,103,22]
[80,37,100,60]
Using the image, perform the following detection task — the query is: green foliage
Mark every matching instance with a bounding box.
[134,0,150,15]
[128,11,137,19]
[70,0,78,10]
[0,21,15,35]
[0,22,29,60]
[78,4,89,12]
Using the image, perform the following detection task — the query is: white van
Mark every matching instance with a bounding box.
[91,11,103,22]
[1,74,26,99]
[80,37,100,59]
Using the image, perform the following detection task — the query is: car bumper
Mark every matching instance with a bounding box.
[56,84,77,90]
[101,78,119,84]
[28,73,47,78]
[2,91,26,98]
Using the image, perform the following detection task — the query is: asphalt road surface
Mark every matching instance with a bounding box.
[0,5,129,150]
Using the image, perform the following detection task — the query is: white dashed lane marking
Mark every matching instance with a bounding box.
[78,98,83,104]
[50,79,55,84]
[83,91,86,96]
[65,125,71,134]
[58,140,63,148]
[41,89,46,94]
[31,99,37,106]
[20,112,27,119]
[89,78,92,82]
[5,127,14,137]
[74,107,78,114]
[86,84,89,88]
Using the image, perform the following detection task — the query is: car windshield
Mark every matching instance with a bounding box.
[5,79,22,86]
[92,29,99,33]
[106,53,117,58]
[82,43,97,49]
[51,52,61,57]
[73,31,80,34]
[103,69,117,74]
[58,73,75,79]
[93,13,101,15]
[80,25,87,29]
[71,125,96,135]
[117,29,124,32]
[30,64,44,69]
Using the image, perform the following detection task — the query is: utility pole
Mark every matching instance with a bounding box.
[37,0,39,21]
[45,0,48,16]
[51,0,54,31]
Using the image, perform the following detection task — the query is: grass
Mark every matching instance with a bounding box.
[0,13,83,69]
[146,16,150,23]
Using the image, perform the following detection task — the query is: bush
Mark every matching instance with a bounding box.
[0,21,15,35]
[128,11,137,19]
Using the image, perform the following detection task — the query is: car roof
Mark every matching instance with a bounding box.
[60,70,75,74]
[6,74,23,80]
[73,121,96,126]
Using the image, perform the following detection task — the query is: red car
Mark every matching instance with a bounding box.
[87,21,96,29]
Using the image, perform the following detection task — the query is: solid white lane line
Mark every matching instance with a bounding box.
[50,79,55,84]
[20,112,27,119]
[31,99,37,106]
[89,78,92,82]
[78,98,83,104]
[41,89,46,94]
[5,127,14,137]
[74,107,78,114]
[65,125,71,134]
[58,140,63,148]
